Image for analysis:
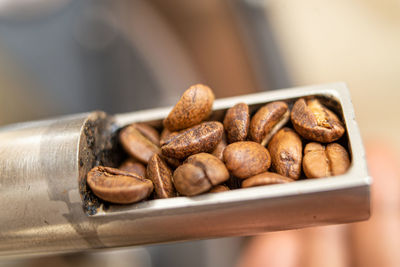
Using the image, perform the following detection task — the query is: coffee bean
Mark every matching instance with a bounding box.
[173,164,211,196]
[209,185,230,193]
[119,158,146,177]
[173,153,229,196]
[185,153,229,186]
[161,121,223,160]
[163,84,215,131]
[211,132,227,161]
[249,101,289,146]
[131,123,160,146]
[223,141,271,179]
[242,172,294,188]
[147,154,176,198]
[268,128,302,179]
[303,142,350,178]
[223,103,250,143]
[119,125,160,164]
[87,166,153,204]
[291,98,345,143]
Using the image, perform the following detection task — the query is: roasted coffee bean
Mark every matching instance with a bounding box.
[119,125,160,164]
[223,103,250,143]
[303,142,350,178]
[147,154,176,198]
[209,185,230,193]
[173,153,229,196]
[268,128,302,179]
[131,123,160,146]
[249,101,290,146]
[87,166,153,204]
[163,84,215,131]
[291,98,345,143]
[223,141,271,179]
[173,164,211,196]
[185,153,229,186]
[161,121,223,160]
[119,158,146,177]
[242,172,294,188]
[211,132,227,161]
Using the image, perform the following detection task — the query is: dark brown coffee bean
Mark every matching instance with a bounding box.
[268,128,302,179]
[223,141,271,179]
[303,142,350,178]
[119,125,160,164]
[172,153,229,196]
[147,154,176,198]
[291,98,345,143]
[242,172,294,188]
[87,166,153,204]
[209,185,230,193]
[163,84,215,131]
[249,101,290,146]
[161,121,223,160]
[173,163,211,196]
[223,103,250,143]
[119,158,146,177]
[211,132,227,161]
[185,153,229,186]
[131,123,160,146]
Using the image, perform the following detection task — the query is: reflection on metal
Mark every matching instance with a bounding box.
[0,83,370,258]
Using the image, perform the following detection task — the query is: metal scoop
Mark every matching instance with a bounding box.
[0,83,370,258]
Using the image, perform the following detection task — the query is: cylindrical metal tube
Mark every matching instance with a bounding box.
[0,83,370,258]
[0,111,113,257]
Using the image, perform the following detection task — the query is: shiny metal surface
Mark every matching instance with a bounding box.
[0,83,370,258]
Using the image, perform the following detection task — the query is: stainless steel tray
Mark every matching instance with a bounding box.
[0,82,370,258]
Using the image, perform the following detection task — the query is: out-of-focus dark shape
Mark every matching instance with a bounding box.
[0,0,289,126]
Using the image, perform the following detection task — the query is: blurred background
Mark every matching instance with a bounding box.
[0,0,399,266]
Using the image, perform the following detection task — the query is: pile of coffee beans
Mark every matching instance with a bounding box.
[86,84,350,204]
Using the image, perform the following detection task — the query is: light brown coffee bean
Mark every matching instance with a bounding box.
[172,153,229,196]
[303,142,350,178]
[209,185,230,193]
[291,98,345,143]
[119,158,146,177]
[242,172,294,188]
[173,163,211,196]
[131,123,160,146]
[87,166,153,204]
[185,153,229,186]
[147,154,176,198]
[163,84,215,131]
[223,103,250,143]
[161,121,223,159]
[249,101,290,146]
[223,141,271,179]
[268,128,302,179]
[211,132,227,161]
[250,101,290,146]
[119,125,160,164]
